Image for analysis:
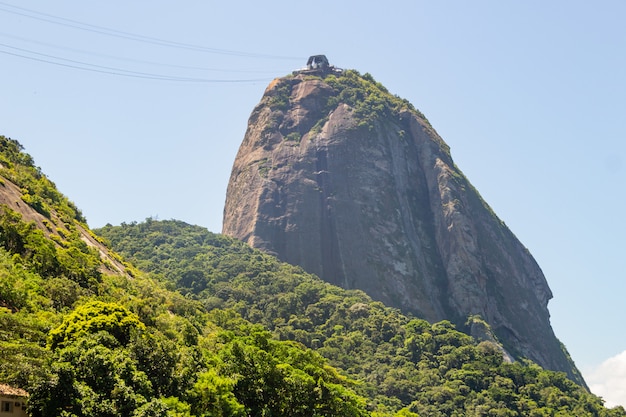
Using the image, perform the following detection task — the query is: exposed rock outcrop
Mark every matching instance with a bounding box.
[0,162,127,277]
[223,69,585,385]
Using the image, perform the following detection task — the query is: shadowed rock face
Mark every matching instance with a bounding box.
[223,72,585,385]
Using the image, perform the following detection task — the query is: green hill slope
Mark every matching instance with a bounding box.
[0,136,369,417]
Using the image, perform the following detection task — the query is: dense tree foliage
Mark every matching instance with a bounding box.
[0,137,370,416]
[0,135,624,415]
[97,219,626,416]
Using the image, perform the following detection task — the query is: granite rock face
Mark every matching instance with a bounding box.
[223,71,584,384]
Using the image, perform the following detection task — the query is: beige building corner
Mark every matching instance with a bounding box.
[0,384,28,417]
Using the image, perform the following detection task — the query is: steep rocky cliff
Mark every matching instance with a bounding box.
[222,68,584,384]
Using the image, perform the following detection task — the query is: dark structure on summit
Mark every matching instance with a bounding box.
[307,55,329,70]
[294,55,342,75]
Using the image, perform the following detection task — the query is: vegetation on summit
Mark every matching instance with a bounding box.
[270,69,426,133]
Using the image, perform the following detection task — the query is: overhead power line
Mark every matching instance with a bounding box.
[0,43,273,83]
[0,32,281,74]
[0,2,301,82]
[0,1,303,60]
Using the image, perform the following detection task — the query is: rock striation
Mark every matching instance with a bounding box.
[222,68,585,385]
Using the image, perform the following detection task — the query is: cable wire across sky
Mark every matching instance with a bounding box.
[0,1,304,82]
[0,44,275,82]
[0,32,283,74]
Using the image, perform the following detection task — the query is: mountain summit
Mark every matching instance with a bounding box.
[222,59,583,384]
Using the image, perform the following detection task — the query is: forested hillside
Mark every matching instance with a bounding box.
[0,136,368,416]
[0,134,624,416]
[97,219,626,416]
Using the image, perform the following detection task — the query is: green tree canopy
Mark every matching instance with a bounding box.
[48,301,145,349]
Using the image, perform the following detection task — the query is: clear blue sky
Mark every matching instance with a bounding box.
[1,0,625,406]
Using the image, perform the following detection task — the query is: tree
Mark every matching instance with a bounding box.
[48,301,145,349]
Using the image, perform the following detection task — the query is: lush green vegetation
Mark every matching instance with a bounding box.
[1,135,624,416]
[0,137,370,416]
[96,219,626,416]
[0,206,102,289]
